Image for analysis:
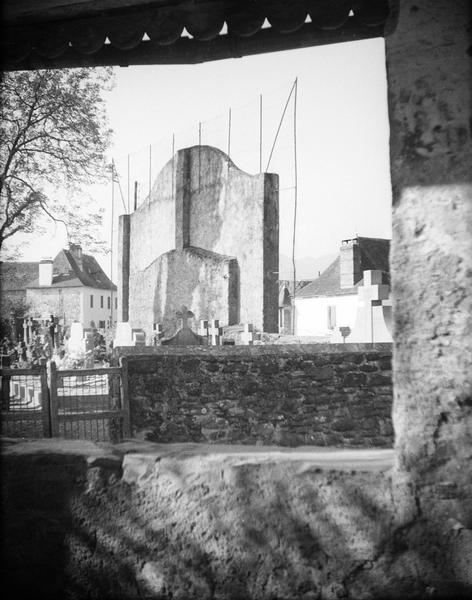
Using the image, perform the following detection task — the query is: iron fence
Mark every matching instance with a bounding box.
[0,360,130,442]
[49,361,130,442]
[1,362,50,438]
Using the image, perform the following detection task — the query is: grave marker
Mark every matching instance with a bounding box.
[241,324,254,345]
[208,319,223,346]
[68,322,84,354]
[198,320,209,340]
[132,329,146,346]
[84,331,94,368]
[114,322,133,347]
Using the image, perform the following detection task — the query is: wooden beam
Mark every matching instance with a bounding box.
[4,20,386,71]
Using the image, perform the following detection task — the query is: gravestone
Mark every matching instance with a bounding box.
[152,323,163,345]
[241,324,254,345]
[161,308,204,346]
[68,322,84,354]
[338,270,392,343]
[132,329,146,346]
[198,320,209,342]
[114,322,133,347]
[84,331,94,368]
[208,319,223,346]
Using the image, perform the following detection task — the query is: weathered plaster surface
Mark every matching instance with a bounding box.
[129,247,238,336]
[120,146,279,336]
[3,438,471,599]
[386,0,472,551]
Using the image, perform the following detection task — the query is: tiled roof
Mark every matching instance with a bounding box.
[297,237,390,299]
[4,249,116,292]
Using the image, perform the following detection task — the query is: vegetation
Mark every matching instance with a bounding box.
[0,68,113,255]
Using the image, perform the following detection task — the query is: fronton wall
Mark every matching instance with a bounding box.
[120,146,279,336]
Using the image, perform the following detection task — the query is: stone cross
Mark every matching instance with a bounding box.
[198,320,209,340]
[208,319,223,346]
[27,317,34,343]
[175,305,194,329]
[84,331,94,368]
[241,323,255,345]
[347,270,392,343]
[153,323,163,345]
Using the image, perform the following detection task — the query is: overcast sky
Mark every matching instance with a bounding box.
[19,36,392,278]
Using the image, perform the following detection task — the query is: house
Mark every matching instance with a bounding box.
[278,279,313,334]
[293,237,391,341]
[0,244,116,330]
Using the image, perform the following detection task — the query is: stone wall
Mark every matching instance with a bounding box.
[3,439,470,600]
[118,343,393,447]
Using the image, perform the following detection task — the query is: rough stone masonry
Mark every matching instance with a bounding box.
[116,343,393,448]
[118,146,279,339]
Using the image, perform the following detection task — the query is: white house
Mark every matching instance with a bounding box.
[293,237,391,342]
[1,244,117,330]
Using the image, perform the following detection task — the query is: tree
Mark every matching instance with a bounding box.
[0,68,113,254]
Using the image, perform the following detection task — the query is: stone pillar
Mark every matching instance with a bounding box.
[175,149,191,250]
[118,214,130,322]
[263,173,279,333]
[386,0,472,559]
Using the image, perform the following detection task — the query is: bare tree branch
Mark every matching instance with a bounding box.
[0,68,114,254]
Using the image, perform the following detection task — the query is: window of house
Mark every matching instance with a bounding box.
[98,320,105,329]
[100,295,104,308]
[327,305,337,330]
[107,296,111,309]
[90,294,93,308]
[115,297,117,309]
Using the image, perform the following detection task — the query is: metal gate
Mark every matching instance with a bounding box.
[0,360,130,442]
[1,362,50,438]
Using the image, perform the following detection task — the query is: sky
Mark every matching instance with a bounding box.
[17,36,392,279]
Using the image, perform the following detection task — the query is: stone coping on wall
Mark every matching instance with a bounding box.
[114,342,393,360]
[1,437,394,472]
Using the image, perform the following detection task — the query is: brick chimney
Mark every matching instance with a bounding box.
[340,238,362,288]
[69,243,83,270]
[39,258,53,286]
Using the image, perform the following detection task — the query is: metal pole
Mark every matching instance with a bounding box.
[172,133,175,201]
[198,122,202,191]
[227,108,232,161]
[259,93,263,172]
[127,154,130,214]
[291,78,298,336]
[266,79,297,173]
[110,163,115,326]
[148,144,152,205]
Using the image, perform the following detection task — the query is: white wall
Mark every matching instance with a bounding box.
[294,294,358,337]
[81,287,116,328]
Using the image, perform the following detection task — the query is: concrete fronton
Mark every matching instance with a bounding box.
[119,145,279,337]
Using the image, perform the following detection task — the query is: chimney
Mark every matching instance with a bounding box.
[340,238,362,288]
[69,243,83,270]
[39,258,53,286]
